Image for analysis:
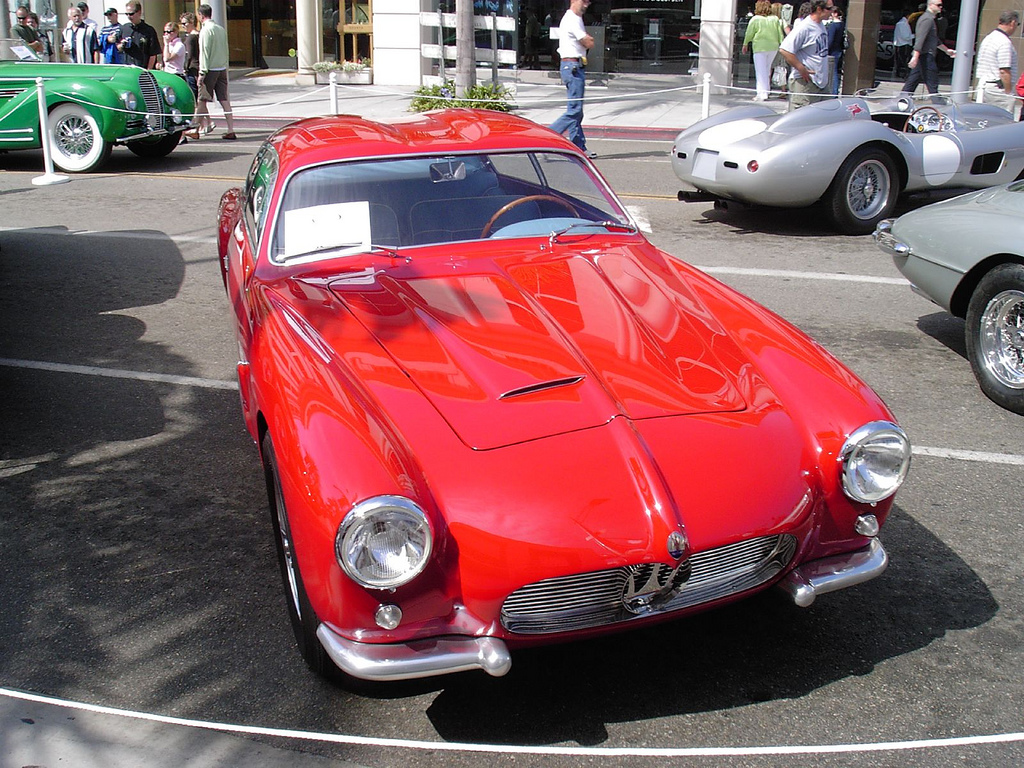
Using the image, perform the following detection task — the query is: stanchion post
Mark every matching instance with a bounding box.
[702,72,711,120]
[32,77,70,187]
[330,70,339,114]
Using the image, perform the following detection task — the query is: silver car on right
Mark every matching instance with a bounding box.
[875,182,1024,415]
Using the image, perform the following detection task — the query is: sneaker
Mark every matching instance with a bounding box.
[222,133,238,141]
[200,120,216,136]
[585,150,597,159]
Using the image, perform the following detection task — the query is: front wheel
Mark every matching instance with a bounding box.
[965,263,1024,415]
[48,103,111,173]
[261,432,340,680]
[826,147,899,234]
[126,132,181,159]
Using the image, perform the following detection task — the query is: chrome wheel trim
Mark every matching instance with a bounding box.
[54,113,95,159]
[272,470,303,620]
[979,289,1024,389]
[846,159,890,220]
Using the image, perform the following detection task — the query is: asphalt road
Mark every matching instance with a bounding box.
[1,134,1022,768]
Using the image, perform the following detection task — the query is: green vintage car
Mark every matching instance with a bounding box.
[0,60,195,173]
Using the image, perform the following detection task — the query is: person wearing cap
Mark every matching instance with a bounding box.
[100,7,123,63]
[63,5,101,63]
[78,2,99,31]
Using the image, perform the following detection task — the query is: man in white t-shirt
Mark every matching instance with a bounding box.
[975,11,1019,115]
[779,0,833,110]
[549,0,596,158]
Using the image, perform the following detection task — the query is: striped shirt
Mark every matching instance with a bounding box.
[63,23,99,64]
[975,28,1017,88]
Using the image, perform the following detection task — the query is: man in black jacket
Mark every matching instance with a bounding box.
[116,1,159,68]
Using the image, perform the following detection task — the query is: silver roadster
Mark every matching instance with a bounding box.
[875,182,1024,415]
[671,95,1024,234]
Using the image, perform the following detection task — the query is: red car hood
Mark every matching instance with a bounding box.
[327,240,752,450]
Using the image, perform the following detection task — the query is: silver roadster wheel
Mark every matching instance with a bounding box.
[845,159,891,220]
[47,103,111,173]
[965,264,1024,415]
[827,147,899,234]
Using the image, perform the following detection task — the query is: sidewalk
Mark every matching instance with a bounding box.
[220,68,948,141]
[222,68,783,140]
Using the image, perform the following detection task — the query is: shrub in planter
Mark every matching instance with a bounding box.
[409,79,514,113]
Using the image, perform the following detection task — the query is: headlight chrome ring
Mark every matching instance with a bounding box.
[839,421,911,504]
[336,496,433,589]
[162,85,177,106]
[120,91,137,112]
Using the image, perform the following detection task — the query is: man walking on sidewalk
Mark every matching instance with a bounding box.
[549,0,596,158]
[900,0,955,98]
[196,3,237,140]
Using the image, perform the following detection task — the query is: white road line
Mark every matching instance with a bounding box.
[1,358,1021,467]
[1,687,1022,757]
[697,265,907,285]
[0,358,237,391]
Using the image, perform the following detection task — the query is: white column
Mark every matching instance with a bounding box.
[208,0,227,28]
[697,0,736,94]
[372,0,423,87]
[295,0,322,84]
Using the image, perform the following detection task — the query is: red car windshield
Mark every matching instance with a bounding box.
[269,151,631,263]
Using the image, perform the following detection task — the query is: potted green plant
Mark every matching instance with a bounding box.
[313,59,372,85]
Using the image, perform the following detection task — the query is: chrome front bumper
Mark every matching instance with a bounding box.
[316,626,512,681]
[777,539,888,608]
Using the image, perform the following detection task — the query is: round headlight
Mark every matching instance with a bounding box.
[171,108,183,124]
[120,91,137,112]
[336,496,433,589]
[839,421,911,504]
[162,86,176,106]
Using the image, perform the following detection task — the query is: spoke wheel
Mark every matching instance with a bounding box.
[826,147,898,234]
[48,103,111,173]
[966,264,1024,414]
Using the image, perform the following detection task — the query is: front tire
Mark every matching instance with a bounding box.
[965,263,1024,415]
[48,103,111,173]
[126,132,181,159]
[261,432,339,680]
[826,147,898,234]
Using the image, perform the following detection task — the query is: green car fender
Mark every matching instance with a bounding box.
[44,79,128,140]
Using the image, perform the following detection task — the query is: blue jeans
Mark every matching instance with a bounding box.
[549,59,587,151]
[901,53,939,96]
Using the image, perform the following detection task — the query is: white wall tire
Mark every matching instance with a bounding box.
[47,103,111,173]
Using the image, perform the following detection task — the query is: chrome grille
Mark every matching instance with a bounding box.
[137,70,162,131]
[500,534,797,634]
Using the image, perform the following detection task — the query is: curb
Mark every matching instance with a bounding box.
[232,115,681,142]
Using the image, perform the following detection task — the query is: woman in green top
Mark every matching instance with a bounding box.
[742,0,786,101]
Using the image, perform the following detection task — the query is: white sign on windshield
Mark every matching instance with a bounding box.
[283,200,371,259]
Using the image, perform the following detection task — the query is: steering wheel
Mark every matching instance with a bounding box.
[904,105,950,133]
[480,195,579,238]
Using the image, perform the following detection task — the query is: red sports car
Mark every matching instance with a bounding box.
[217,109,911,683]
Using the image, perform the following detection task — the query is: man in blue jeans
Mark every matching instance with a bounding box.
[549,0,596,158]
[901,0,955,97]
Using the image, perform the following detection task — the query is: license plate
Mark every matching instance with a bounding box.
[692,149,718,181]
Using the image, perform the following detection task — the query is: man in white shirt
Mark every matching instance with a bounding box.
[893,9,914,78]
[548,0,596,158]
[975,11,1019,115]
[779,0,833,110]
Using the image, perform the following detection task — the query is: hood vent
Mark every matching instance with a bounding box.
[499,376,585,401]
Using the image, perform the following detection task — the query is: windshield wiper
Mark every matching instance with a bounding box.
[283,242,408,263]
[549,220,638,244]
